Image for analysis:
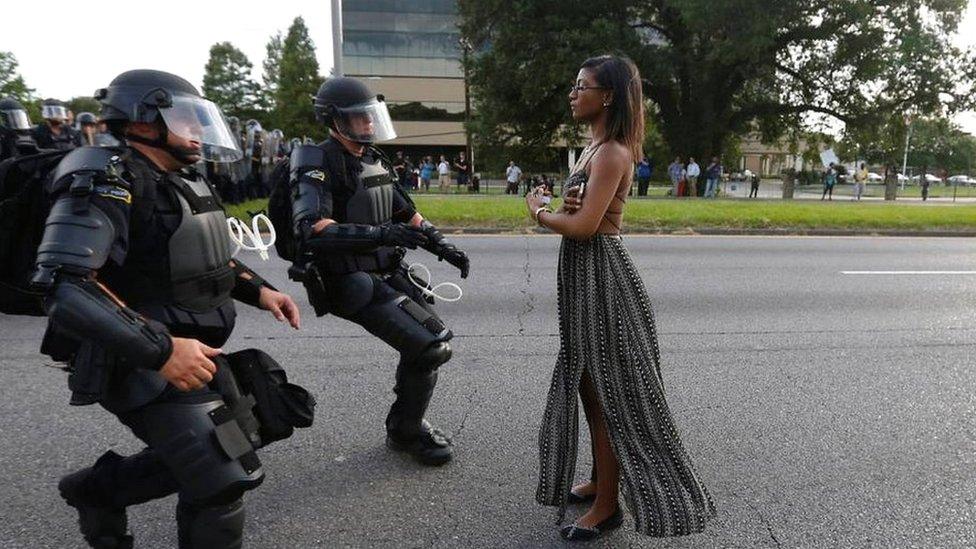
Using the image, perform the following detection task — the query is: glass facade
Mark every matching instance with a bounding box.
[342,1,462,78]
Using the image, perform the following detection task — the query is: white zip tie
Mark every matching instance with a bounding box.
[406,262,463,303]
[227,214,276,261]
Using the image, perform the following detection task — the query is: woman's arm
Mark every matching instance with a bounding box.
[528,144,629,240]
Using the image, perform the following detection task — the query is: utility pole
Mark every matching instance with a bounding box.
[901,114,912,190]
[331,0,343,76]
[460,38,473,178]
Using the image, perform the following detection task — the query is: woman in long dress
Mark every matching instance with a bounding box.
[526,55,716,541]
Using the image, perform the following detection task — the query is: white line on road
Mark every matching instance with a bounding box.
[841,271,976,275]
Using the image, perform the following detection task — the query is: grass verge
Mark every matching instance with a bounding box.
[225,196,976,233]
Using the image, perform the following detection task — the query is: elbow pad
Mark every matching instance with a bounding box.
[44,277,172,370]
[290,145,328,236]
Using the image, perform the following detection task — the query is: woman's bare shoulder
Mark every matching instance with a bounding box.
[592,141,632,166]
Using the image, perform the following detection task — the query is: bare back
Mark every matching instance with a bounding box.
[569,142,633,235]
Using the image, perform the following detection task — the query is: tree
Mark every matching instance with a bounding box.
[67,96,101,117]
[260,31,284,114]
[275,17,324,140]
[202,42,262,119]
[459,0,976,165]
[839,116,976,176]
[1,51,35,111]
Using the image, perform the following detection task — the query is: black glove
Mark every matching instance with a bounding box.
[381,223,428,249]
[438,243,470,279]
[420,221,470,278]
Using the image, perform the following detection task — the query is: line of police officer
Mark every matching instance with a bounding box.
[12,66,469,548]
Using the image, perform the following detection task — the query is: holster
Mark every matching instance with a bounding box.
[301,263,332,317]
[65,341,113,406]
[211,349,316,449]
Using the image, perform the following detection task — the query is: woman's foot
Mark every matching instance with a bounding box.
[560,505,623,541]
[575,503,620,529]
[567,482,596,504]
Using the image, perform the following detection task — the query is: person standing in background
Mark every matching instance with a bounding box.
[685,157,700,198]
[667,156,684,198]
[438,155,451,192]
[636,157,652,197]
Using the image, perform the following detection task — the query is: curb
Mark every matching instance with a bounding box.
[437,226,976,237]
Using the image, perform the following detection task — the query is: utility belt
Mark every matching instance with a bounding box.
[312,246,404,276]
[296,247,405,317]
[169,264,236,312]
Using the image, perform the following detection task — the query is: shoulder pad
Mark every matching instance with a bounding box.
[290,144,327,173]
[300,168,328,182]
[52,146,127,188]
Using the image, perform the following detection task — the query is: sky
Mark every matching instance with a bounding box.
[1,0,974,133]
[0,0,335,102]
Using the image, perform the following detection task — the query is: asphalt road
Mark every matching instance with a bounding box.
[2,235,975,548]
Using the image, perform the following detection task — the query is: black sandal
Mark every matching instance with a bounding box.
[566,489,596,504]
[560,507,624,541]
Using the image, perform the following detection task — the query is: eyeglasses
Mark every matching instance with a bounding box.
[569,84,610,94]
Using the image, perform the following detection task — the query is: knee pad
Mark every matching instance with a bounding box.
[177,497,245,549]
[140,399,264,504]
[413,341,452,371]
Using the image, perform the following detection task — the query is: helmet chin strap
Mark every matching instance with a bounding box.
[125,124,199,164]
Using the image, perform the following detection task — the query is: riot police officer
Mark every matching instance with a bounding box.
[31,98,80,150]
[75,111,99,146]
[0,96,37,160]
[33,69,301,548]
[290,77,469,466]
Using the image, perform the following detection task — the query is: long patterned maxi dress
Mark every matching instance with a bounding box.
[536,223,717,537]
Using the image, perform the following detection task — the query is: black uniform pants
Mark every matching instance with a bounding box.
[71,385,256,548]
[320,268,452,439]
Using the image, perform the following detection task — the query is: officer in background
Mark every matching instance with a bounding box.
[290,77,469,466]
[75,112,99,146]
[0,96,37,160]
[31,98,80,150]
[33,69,300,548]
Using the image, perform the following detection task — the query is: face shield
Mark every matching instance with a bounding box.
[41,105,68,120]
[1,109,31,130]
[158,95,242,162]
[333,98,397,144]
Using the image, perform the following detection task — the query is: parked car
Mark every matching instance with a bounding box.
[947,175,976,186]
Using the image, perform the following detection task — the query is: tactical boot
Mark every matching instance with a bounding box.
[387,419,454,466]
[58,467,133,549]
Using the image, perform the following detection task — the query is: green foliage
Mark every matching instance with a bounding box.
[389,102,465,122]
[202,42,262,119]
[459,0,976,166]
[260,32,284,113]
[839,116,976,174]
[274,17,325,141]
[0,51,33,105]
[66,96,101,117]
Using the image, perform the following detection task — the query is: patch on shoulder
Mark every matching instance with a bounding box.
[93,185,132,205]
[304,169,327,182]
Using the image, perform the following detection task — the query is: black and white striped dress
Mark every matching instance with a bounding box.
[536,222,716,537]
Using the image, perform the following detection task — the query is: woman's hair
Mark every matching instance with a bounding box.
[580,55,645,161]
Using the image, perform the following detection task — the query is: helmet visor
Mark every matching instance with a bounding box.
[158,95,242,162]
[334,99,397,144]
[1,109,31,130]
[41,105,68,120]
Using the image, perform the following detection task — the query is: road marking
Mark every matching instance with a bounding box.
[841,271,976,275]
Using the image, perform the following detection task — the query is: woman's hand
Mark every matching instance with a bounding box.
[525,187,547,217]
[558,185,582,214]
